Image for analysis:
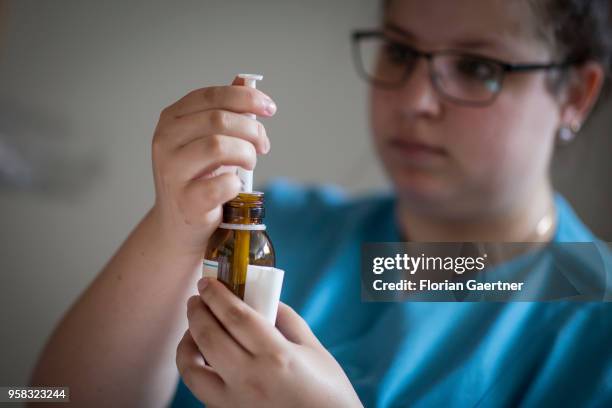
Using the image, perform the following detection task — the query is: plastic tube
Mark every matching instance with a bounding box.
[236,73,263,193]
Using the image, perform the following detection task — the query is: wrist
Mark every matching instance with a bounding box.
[143,206,208,263]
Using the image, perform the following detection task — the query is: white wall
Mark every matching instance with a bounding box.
[0,0,383,387]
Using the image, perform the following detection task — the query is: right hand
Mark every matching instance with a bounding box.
[149,76,277,255]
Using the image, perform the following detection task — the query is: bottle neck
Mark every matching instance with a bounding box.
[222,192,265,225]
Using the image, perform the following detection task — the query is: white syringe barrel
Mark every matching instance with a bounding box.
[236,73,263,192]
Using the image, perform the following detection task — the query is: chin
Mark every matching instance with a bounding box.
[388,167,457,213]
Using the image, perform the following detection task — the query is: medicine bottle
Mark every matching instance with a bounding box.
[203,191,275,299]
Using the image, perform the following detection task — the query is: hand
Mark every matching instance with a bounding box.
[176,278,364,408]
[149,77,277,255]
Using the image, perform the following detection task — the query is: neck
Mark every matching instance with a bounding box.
[395,182,557,242]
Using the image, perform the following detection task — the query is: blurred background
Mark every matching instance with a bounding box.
[0,0,610,389]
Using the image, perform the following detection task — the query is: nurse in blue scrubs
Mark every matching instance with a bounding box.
[29,1,612,407]
[170,1,612,407]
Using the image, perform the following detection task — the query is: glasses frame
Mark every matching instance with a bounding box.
[351,29,577,107]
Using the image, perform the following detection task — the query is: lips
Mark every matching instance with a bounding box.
[389,138,447,157]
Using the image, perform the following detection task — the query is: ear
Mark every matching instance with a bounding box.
[559,61,606,130]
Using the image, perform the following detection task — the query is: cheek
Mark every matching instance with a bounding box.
[450,87,558,197]
[369,89,393,145]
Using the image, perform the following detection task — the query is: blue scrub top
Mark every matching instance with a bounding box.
[170,179,612,407]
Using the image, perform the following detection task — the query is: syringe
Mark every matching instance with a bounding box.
[236,73,263,193]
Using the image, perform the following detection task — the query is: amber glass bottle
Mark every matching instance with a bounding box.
[203,191,275,299]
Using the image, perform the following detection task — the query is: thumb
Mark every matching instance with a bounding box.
[275,302,319,346]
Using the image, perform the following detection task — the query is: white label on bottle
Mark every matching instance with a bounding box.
[202,259,219,279]
[243,265,284,324]
[201,259,284,324]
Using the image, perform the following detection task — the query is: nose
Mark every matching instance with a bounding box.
[396,58,442,118]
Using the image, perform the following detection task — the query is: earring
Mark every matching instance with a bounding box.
[557,121,581,144]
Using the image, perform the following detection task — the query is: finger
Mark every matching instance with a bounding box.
[171,135,257,183]
[187,296,251,377]
[197,278,286,354]
[176,329,226,406]
[180,171,241,215]
[163,86,277,119]
[275,302,319,346]
[157,109,270,153]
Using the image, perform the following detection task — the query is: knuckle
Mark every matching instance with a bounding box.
[224,303,250,325]
[242,377,269,400]
[152,121,178,156]
[201,87,217,104]
[203,179,227,207]
[202,204,222,224]
[206,173,240,206]
[207,182,224,204]
[176,339,187,367]
[159,107,170,120]
[151,134,165,158]
[209,109,228,130]
[205,134,225,157]
[186,88,200,99]
[281,303,298,319]
[265,349,292,371]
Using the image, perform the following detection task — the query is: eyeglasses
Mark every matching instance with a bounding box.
[351,30,576,107]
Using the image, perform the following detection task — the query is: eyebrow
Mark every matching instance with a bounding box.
[383,22,416,41]
[383,21,503,53]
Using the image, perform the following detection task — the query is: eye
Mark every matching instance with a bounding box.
[382,40,415,65]
[455,57,498,81]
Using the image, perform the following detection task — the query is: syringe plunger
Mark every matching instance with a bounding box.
[235,73,263,193]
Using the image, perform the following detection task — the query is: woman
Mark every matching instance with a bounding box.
[30,0,611,407]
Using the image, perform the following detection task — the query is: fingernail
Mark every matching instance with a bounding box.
[198,278,209,292]
[263,99,277,116]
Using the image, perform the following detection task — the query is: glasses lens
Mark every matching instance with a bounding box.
[355,35,416,86]
[432,54,502,104]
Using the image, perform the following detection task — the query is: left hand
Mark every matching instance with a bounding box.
[176,277,363,408]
